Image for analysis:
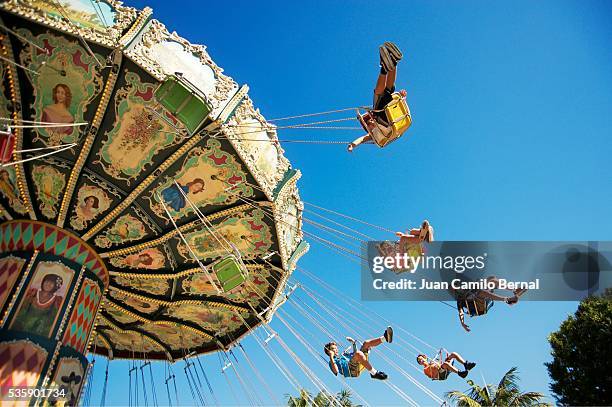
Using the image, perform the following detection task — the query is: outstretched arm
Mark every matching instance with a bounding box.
[328,354,339,376]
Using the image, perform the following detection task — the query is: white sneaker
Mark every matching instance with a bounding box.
[346,336,356,344]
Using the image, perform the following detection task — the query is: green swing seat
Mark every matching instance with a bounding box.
[154,73,212,135]
[211,254,248,293]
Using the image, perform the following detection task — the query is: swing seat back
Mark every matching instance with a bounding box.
[356,110,394,148]
[384,93,411,138]
[211,254,248,293]
[356,93,411,148]
[466,298,494,316]
[154,74,212,135]
[0,133,15,164]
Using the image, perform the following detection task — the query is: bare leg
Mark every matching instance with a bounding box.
[375,73,387,96]
[441,361,460,373]
[514,288,528,297]
[446,352,466,365]
[348,134,372,152]
[482,276,526,303]
[478,290,511,302]
[361,337,383,352]
[352,351,373,371]
[385,67,397,90]
[474,277,511,301]
[507,288,528,305]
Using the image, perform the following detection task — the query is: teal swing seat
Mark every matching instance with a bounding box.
[154,73,212,135]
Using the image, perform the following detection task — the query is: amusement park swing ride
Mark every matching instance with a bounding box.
[0,1,464,406]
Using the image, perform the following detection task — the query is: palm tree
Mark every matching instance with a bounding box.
[336,388,361,407]
[286,389,313,407]
[286,388,361,407]
[445,367,551,407]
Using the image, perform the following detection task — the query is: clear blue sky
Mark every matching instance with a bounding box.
[92,1,612,405]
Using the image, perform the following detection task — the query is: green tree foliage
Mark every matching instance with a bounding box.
[546,289,612,405]
[445,367,551,407]
[286,388,361,407]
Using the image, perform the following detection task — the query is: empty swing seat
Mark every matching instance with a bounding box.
[154,74,212,135]
[211,254,248,293]
[356,93,412,147]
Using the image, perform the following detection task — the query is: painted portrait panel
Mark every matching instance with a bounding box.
[139,322,204,350]
[32,164,67,219]
[147,139,253,222]
[18,31,104,146]
[108,289,159,314]
[113,276,169,296]
[69,184,111,230]
[104,307,139,325]
[0,255,27,314]
[95,72,185,183]
[176,210,272,263]
[182,266,271,306]
[165,304,248,332]
[94,213,147,248]
[108,247,166,270]
[103,329,158,352]
[0,166,27,214]
[10,261,75,338]
[49,357,85,407]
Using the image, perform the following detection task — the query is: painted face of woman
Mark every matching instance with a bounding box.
[42,278,56,292]
[55,86,67,104]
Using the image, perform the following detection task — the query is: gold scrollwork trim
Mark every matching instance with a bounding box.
[41,341,62,389]
[118,7,153,47]
[57,52,123,228]
[0,28,34,218]
[1,0,138,48]
[90,330,112,353]
[55,265,86,341]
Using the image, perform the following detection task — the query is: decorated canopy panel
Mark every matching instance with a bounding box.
[0,0,308,360]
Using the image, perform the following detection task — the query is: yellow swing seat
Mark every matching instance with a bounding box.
[356,93,412,147]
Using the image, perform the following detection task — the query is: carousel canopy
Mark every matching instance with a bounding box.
[0,0,307,360]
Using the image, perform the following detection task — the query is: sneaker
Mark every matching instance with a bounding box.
[346,336,356,344]
[371,371,388,380]
[383,326,393,343]
[384,41,403,63]
[379,46,395,73]
[458,370,469,378]
[464,361,476,371]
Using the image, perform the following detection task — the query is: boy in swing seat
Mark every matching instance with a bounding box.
[324,326,393,380]
[454,275,528,332]
[348,42,408,152]
[417,350,476,380]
